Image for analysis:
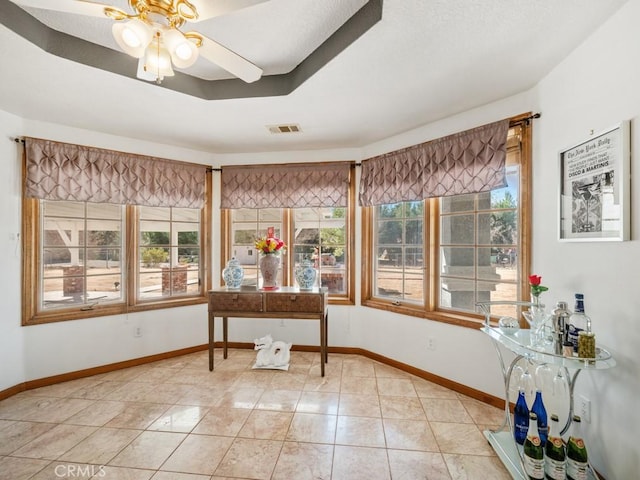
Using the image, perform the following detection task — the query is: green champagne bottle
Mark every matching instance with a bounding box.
[545,414,566,480]
[566,415,588,480]
[523,412,544,479]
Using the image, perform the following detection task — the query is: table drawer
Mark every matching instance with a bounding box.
[210,292,263,312]
[266,293,323,313]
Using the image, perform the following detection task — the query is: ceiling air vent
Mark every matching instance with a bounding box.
[267,124,302,134]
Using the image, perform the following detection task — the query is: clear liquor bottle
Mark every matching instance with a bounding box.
[566,415,589,480]
[545,414,566,480]
[567,294,591,353]
[523,412,545,479]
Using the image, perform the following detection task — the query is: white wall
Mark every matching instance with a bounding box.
[0,109,25,391]
[2,1,639,476]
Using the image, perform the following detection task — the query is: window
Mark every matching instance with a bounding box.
[362,116,531,325]
[23,178,212,326]
[224,206,354,302]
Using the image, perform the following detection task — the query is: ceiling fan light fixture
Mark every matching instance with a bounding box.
[112,19,152,58]
[137,36,175,84]
[163,28,199,68]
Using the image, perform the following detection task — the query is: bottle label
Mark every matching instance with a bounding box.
[567,458,588,480]
[568,325,583,351]
[545,456,567,480]
[523,454,544,479]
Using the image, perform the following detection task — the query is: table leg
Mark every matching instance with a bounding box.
[223,316,228,359]
[325,311,329,364]
[208,312,214,371]
[320,313,325,377]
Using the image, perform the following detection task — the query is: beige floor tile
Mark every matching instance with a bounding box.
[214,438,283,480]
[331,445,390,480]
[0,419,14,431]
[0,421,56,455]
[295,391,339,415]
[421,398,474,423]
[383,418,440,451]
[192,407,251,436]
[374,363,410,379]
[376,377,417,397]
[379,395,427,420]
[133,367,180,383]
[151,472,211,480]
[64,400,127,426]
[234,371,276,388]
[286,412,337,444]
[309,360,343,377]
[338,393,381,417]
[214,387,264,409]
[341,359,376,378]
[12,424,97,460]
[412,378,459,399]
[160,434,233,475]
[271,441,333,480]
[335,415,386,447]
[99,466,155,480]
[174,385,225,407]
[25,378,97,398]
[443,453,511,479]
[59,427,141,464]
[104,402,171,429]
[238,410,293,440]
[255,389,300,412]
[430,422,495,456]
[148,405,210,433]
[269,372,307,390]
[303,374,342,393]
[388,449,452,479]
[340,376,378,395]
[458,396,505,427]
[109,431,186,469]
[69,380,128,400]
[0,456,50,480]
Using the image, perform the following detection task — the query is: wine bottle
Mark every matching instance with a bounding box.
[514,387,529,445]
[523,412,545,479]
[566,415,588,480]
[567,294,591,353]
[545,414,566,480]
[531,389,548,446]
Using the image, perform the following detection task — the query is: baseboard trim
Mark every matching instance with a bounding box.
[1,342,504,410]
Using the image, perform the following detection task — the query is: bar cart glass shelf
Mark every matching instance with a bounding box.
[477,301,615,480]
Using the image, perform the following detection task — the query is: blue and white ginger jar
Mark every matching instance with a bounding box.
[222,257,244,290]
[295,259,317,291]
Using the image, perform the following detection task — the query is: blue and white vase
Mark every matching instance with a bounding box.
[222,257,244,289]
[295,259,317,291]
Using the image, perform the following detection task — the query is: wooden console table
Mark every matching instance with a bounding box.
[208,287,329,376]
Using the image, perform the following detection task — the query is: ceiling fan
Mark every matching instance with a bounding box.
[12,0,266,83]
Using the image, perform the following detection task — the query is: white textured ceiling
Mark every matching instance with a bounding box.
[0,0,629,153]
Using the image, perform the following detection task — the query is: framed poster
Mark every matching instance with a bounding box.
[559,121,630,241]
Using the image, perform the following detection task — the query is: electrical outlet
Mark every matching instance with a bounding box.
[427,337,436,351]
[579,394,591,423]
[134,326,142,337]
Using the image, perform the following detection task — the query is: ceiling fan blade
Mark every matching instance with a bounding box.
[198,35,262,83]
[189,0,269,22]
[11,0,112,18]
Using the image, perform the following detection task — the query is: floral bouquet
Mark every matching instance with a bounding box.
[255,236,286,255]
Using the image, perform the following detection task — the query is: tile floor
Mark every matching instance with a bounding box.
[0,349,511,479]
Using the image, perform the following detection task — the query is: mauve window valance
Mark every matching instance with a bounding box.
[221,162,352,209]
[24,137,208,208]
[359,119,510,206]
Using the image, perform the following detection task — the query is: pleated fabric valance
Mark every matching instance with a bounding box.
[359,119,509,206]
[24,137,208,208]
[221,162,352,209]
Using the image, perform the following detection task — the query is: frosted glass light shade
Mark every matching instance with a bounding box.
[112,19,152,58]
[137,41,175,82]
[163,29,199,68]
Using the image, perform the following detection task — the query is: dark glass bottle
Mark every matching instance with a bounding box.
[544,414,566,480]
[523,412,545,479]
[531,389,548,446]
[566,415,588,480]
[514,387,529,445]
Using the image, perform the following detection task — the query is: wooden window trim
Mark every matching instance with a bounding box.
[361,114,533,328]
[21,171,212,326]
